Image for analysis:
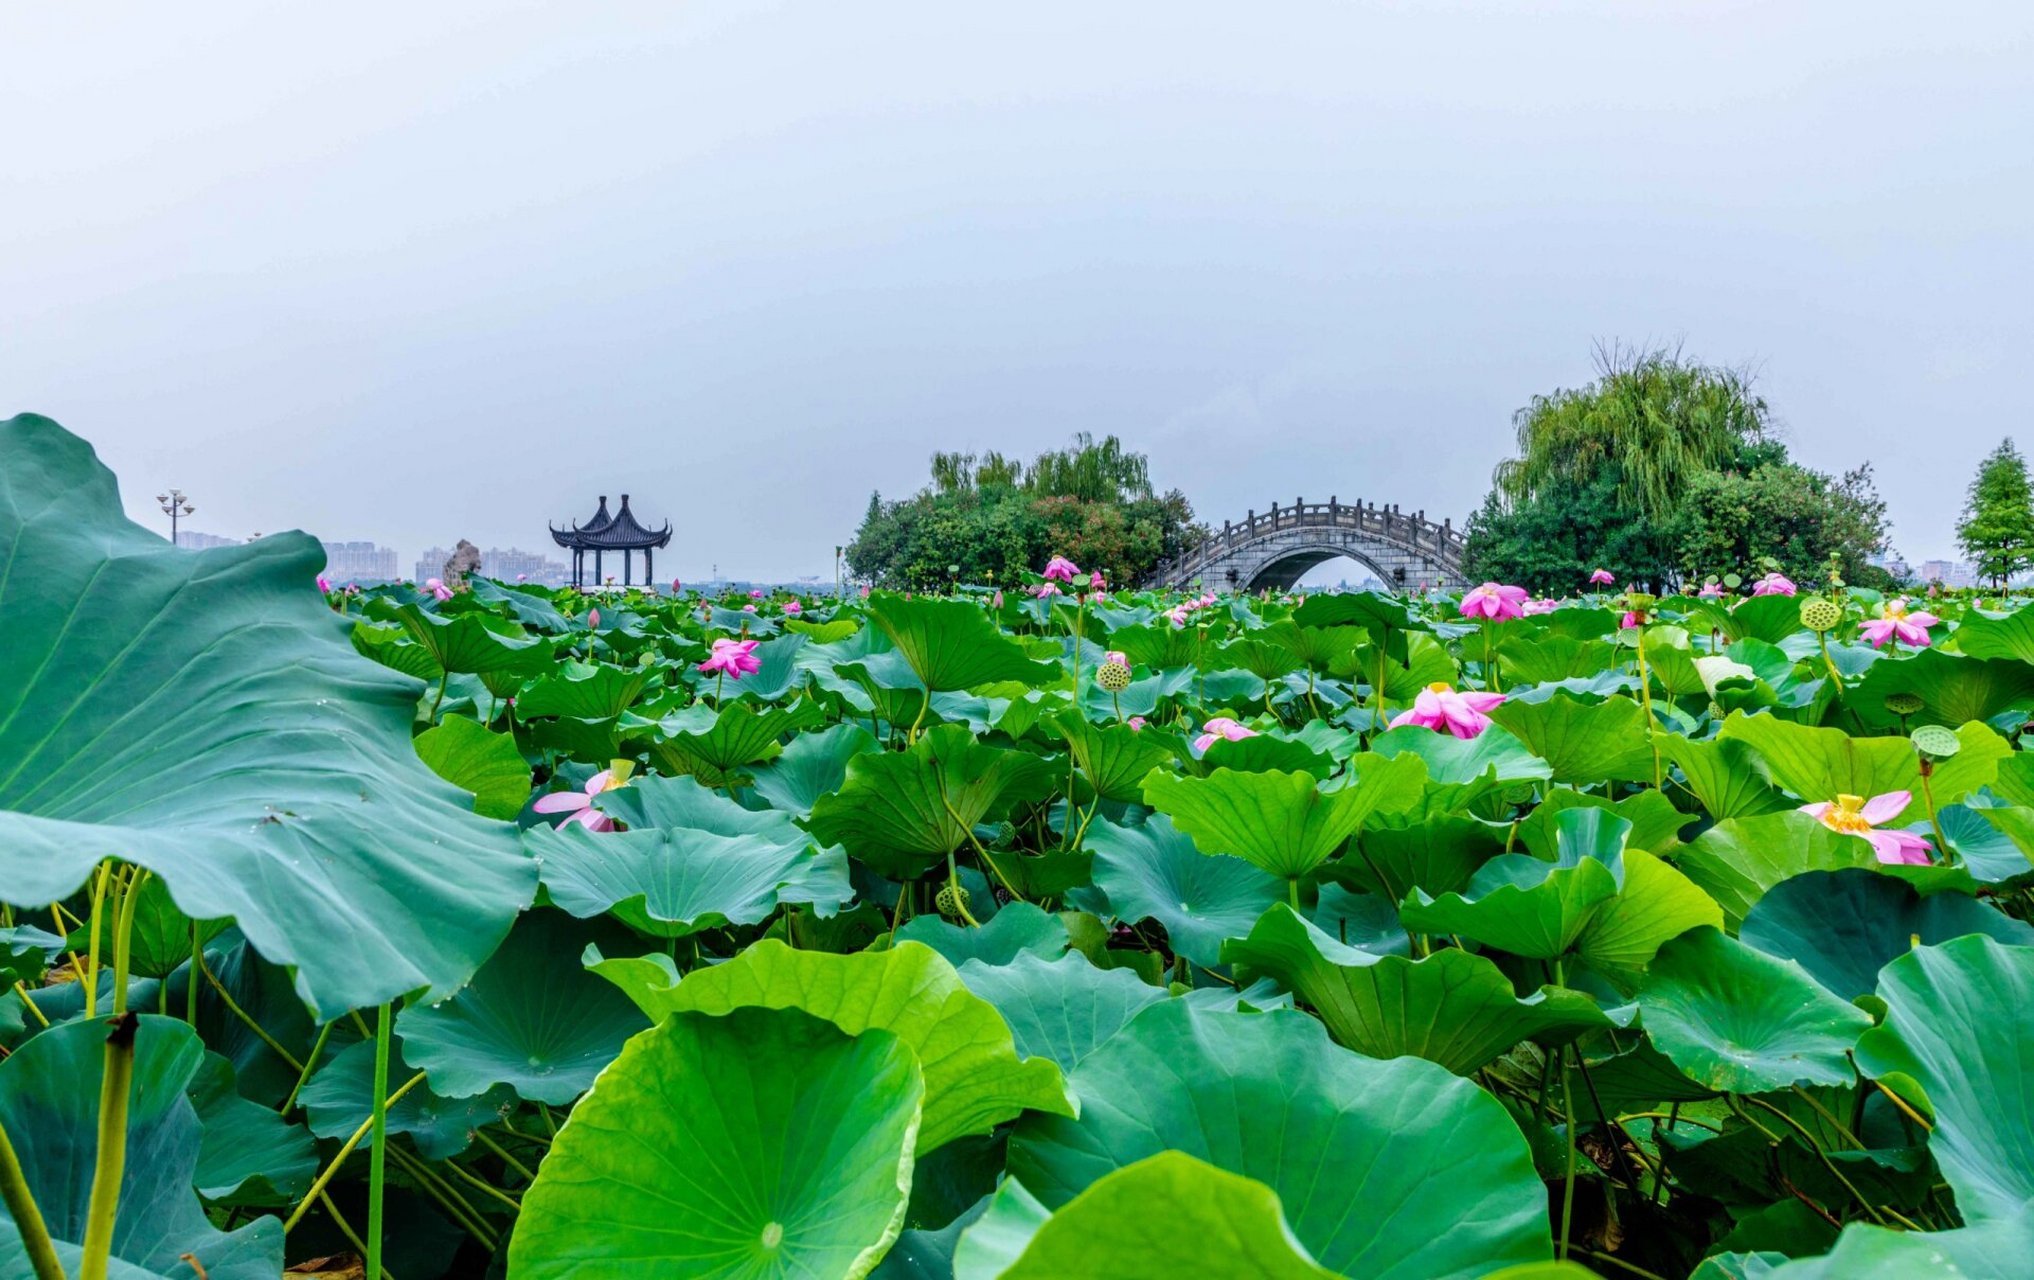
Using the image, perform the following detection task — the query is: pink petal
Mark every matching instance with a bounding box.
[1864,828,1931,865]
[1859,791,1911,825]
[1798,801,1832,820]
[533,792,590,814]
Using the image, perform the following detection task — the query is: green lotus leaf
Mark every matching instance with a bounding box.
[188,1049,317,1202]
[0,413,534,1016]
[1661,735,1787,821]
[514,659,661,720]
[953,953,1167,1075]
[1007,1001,1552,1280]
[1371,723,1551,811]
[1259,620,1366,673]
[1572,847,1723,989]
[1637,926,1872,1093]
[1740,869,2034,999]
[1718,593,1811,645]
[1497,635,1619,686]
[1518,788,1695,857]
[464,576,568,631]
[712,632,809,702]
[1854,935,2034,1222]
[391,600,550,676]
[1850,647,2034,730]
[589,939,1076,1152]
[953,1152,1338,1279]
[1341,814,1506,903]
[0,1014,283,1280]
[414,713,532,819]
[1217,636,1306,685]
[1104,621,1202,671]
[1759,1208,2034,1278]
[897,902,1069,968]
[59,873,228,983]
[299,1034,514,1160]
[507,1008,922,1280]
[1141,756,1427,882]
[751,723,883,816]
[1718,712,2007,826]
[1675,812,1878,929]
[1399,808,1629,959]
[786,616,862,644]
[531,774,851,936]
[866,593,1058,691]
[1224,905,1607,1074]
[1292,590,1416,665]
[639,699,826,786]
[1052,712,1174,802]
[1085,813,1282,967]
[807,725,1060,879]
[398,910,649,1104]
[352,619,446,680]
[1199,732,1337,778]
[1488,693,1656,784]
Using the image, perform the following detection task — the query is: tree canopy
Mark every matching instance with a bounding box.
[847,434,1203,589]
[1956,438,2034,588]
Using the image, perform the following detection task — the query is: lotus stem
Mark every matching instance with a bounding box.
[1633,625,1661,788]
[11,982,49,1029]
[0,1115,66,1280]
[279,1021,336,1115]
[1557,1045,1577,1262]
[196,953,304,1073]
[185,921,201,1024]
[84,863,111,1019]
[111,869,148,1016]
[80,1012,139,1280]
[1918,761,1952,865]
[367,1001,394,1280]
[282,1071,429,1234]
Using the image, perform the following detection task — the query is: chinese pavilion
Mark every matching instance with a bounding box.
[549,494,672,588]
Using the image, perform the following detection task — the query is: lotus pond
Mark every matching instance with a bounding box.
[4,412,2034,1280]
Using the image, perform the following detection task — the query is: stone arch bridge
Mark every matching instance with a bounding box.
[1144,496,1466,592]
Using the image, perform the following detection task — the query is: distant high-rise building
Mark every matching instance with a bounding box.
[173,530,240,550]
[321,540,399,584]
[1918,559,1976,588]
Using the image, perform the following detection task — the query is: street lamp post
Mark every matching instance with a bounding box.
[156,489,196,545]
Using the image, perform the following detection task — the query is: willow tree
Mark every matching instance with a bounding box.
[1491,345,1771,521]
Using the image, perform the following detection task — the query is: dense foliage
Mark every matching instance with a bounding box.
[846,433,1203,589]
[1466,351,1891,594]
[9,412,2034,1280]
[1956,438,2034,588]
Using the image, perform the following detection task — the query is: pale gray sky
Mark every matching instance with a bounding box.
[3,2,2028,579]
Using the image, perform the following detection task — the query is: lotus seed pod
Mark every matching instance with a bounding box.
[934,884,971,918]
[1502,782,1537,806]
[1910,724,1960,760]
[1097,660,1132,692]
[1883,692,1925,717]
[987,820,1019,848]
[1799,599,1842,632]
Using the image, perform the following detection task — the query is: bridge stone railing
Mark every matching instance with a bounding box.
[1146,496,1466,588]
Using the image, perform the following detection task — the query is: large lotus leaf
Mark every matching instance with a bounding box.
[300,1034,514,1160]
[1199,732,1336,778]
[399,910,648,1104]
[1007,1001,1551,1280]
[1637,927,1872,1093]
[531,774,851,936]
[1941,800,2034,884]
[1716,593,1809,645]
[589,940,1075,1153]
[1370,723,1551,810]
[786,616,865,645]
[1718,712,2007,826]
[866,593,1057,691]
[465,576,569,632]
[954,953,1167,1075]
[1259,620,1366,674]
[1740,869,2034,1000]
[352,619,446,680]
[188,1049,317,1202]
[953,1152,1337,1280]
[392,600,549,675]
[897,903,1069,968]
[1757,1211,2034,1278]
[507,1008,922,1280]
[1518,788,1696,857]
[641,699,826,786]
[1488,693,1656,784]
[1224,905,1607,1074]
[1052,713,1175,803]
[1341,814,1506,903]
[1104,621,1202,670]
[807,725,1060,879]
[1661,735,1787,821]
[0,414,534,1016]
[514,659,660,720]
[1497,634,1619,686]
[715,632,810,703]
[1854,936,2034,1222]
[0,1015,282,1280]
[1085,813,1282,967]
[1572,847,1723,989]
[1674,812,1878,929]
[1217,636,1305,685]
[1399,808,1629,959]
[1293,590,1416,665]
[1141,756,1427,882]
[751,723,882,816]
[414,713,532,819]
[1850,647,2034,729]
[56,873,229,984]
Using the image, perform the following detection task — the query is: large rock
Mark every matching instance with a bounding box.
[443,539,482,591]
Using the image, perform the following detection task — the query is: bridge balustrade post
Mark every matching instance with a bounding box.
[1269,502,1278,531]
[1329,496,1338,524]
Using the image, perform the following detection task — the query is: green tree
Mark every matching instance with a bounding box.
[1956,438,2034,588]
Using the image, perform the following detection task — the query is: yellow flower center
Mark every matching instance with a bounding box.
[1823,794,1874,834]
[1426,681,1454,695]
[1883,601,1907,621]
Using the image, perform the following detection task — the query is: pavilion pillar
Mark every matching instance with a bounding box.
[595,550,603,584]
[645,546,653,584]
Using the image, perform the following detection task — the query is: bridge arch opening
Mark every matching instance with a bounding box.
[1237,544,1405,593]
[1292,555,1392,592]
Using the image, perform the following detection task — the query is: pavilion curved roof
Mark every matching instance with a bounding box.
[550,493,671,550]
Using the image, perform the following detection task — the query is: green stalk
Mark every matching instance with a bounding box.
[0,1116,65,1280]
[281,1072,429,1233]
[79,1013,139,1280]
[84,863,110,1019]
[110,870,148,1017]
[280,1021,336,1114]
[1918,761,1952,865]
[1557,1046,1577,1263]
[367,1002,394,1280]
[1633,623,1661,789]
[186,922,203,1024]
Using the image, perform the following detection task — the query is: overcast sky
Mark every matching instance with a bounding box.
[3,2,2028,580]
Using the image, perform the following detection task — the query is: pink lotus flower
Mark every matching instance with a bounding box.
[587,608,600,628]
[1105,650,1128,666]
[317,575,332,593]
[1128,716,1147,731]
[784,599,802,615]
[672,578,683,593]
[1698,582,1726,599]
[1199,593,1217,608]
[749,589,764,599]
[1167,607,1191,628]
[743,603,757,613]
[1091,590,1109,601]
[698,637,761,679]
[1751,572,1797,597]
[1192,716,1257,754]
[1460,582,1529,622]
[1589,568,1616,586]
[1801,792,1932,865]
[1621,611,1642,630]
[992,590,1004,608]
[1859,599,1938,649]
[1524,598,1558,615]
[1388,682,1505,739]
[517,573,528,582]
[860,584,871,598]
[1089,570,1106,589]
[425,576,454,602]
[532,769,626,832]
[1035,583,1061,598]
[1043,556,1080,582]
